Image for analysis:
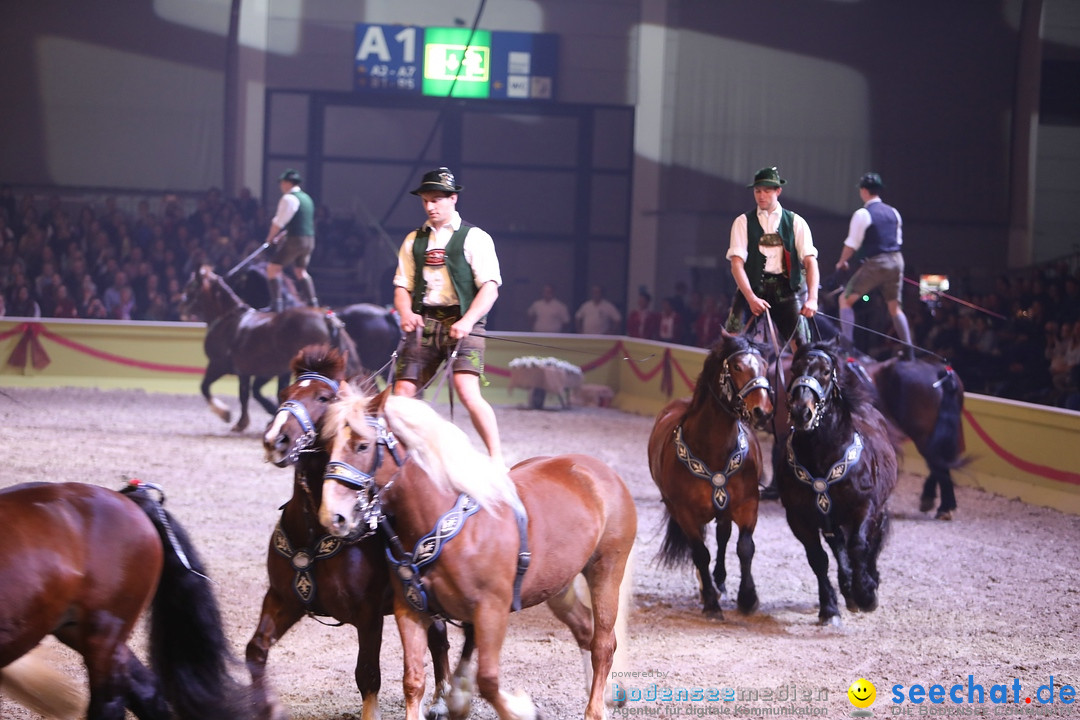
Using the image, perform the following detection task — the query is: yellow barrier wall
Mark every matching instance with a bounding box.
[3,320,1077,514]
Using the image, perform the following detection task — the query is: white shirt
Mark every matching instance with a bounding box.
[393,211,502,308]
[727,203,817,275]
[527,297,571,332]
[271,188,302,230]
[576,299,622,335]
[843,197,903,252]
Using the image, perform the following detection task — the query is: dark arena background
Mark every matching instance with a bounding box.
[2,1,1080,718]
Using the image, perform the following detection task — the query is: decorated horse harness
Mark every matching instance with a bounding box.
[324,415,532,618]
[786,349,865,534]
[673,346,769,512]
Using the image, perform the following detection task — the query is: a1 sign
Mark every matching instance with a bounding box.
[354,24,422,92]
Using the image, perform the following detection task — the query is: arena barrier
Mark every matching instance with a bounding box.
[3,320,1077,515]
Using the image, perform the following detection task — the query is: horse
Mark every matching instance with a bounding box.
[181,265,362,432]
[0,480,252,720]
[317,383,637,720]
[250,345,450,720]
[229,261,403,379]
[776,340,898,625]
[647,330,773,616]
[856,356,966,520]
[757,309,966,519]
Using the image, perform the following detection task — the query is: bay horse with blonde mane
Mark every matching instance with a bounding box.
[647,330,773,617]
[777,340,898,625]
[318,383,637,720]
[0,481,252,720]
[249,345,451,720]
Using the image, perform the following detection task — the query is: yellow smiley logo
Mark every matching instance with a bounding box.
[848,678,876,709]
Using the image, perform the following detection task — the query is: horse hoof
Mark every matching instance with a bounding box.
[918,495,935,513]
[819,614,842,627]
[231,419,250,433]
[737,592,759,614]
[935,510,954,521]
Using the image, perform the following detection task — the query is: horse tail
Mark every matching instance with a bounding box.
[927,368,967,469]
[0,643,87,719]
[656,511,694,568]
[121,482,253,720]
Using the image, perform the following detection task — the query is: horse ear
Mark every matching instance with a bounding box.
[338,380,354,399]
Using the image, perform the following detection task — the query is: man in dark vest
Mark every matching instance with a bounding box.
[725,166,820,346]
[264,168,317,311]
[835,172,914,360]
[393,167,505,466]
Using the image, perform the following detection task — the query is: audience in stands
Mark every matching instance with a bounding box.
[2,186,1079,409]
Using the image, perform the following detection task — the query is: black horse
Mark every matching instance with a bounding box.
[776,340,898,625]
[858,357,965,519]
[229,263,402,379]
[181,266,362,432]
[762,311,966,520]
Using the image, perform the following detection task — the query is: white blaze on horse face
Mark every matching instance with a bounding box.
[319,477,360,537]
[263,410,290,460]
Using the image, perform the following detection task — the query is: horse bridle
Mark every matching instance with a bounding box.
[322,413,509,617]
[716,347,773,423]
[276,372,341,465]
[787,349,838,431]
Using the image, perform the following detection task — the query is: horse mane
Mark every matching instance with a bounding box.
[804,340,877,416]
[203,265,250,310]
[323,388,518,510]
[290,343,346,379]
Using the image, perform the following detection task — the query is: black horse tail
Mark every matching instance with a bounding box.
[926,368,967,469]
[121,482,253,720]
[656,510,694,568]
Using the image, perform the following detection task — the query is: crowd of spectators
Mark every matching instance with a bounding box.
[3,183,1079,410]
[0,185,366,324]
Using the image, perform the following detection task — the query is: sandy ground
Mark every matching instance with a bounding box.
[1,385,1078,719]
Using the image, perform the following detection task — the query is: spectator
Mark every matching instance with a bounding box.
[694,294,726,348]
[575,284,621,335]
[9,285,41,317]
[52,283,78,318]
[103,271,131,318]
[626,289,659,339]
[656,297,683,344]
[526,283,571,333]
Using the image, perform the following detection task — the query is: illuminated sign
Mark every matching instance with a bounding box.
[354,24,557,101]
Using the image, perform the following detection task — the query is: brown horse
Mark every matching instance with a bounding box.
[250,345,450,720]
[777,341,898,625]
[0,480,252,720]
[318,384,637,720]
[181,265,361,432]
[647,331,773,616]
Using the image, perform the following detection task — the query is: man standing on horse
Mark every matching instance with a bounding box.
[264,168,318,311]
[392,167,505,466]
[834,172,915,360]
[725,166,820,347]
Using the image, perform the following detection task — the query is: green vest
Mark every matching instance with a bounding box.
[745,209,802,291]
[410,223,477,315]
[285,189,315,236]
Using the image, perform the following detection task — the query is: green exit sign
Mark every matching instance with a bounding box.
[421,28,492,98]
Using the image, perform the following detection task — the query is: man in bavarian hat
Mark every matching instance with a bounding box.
[392,167,505,465]
[835,172,914,360]
[263,168,317,311]
[725,166,820,346]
